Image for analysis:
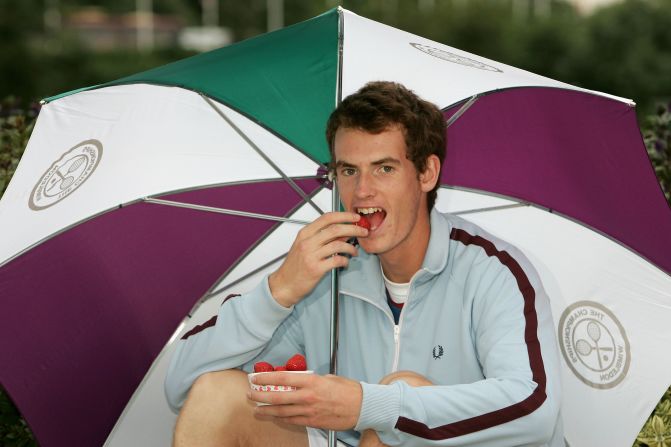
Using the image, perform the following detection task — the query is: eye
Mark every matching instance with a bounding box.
[380,165,394,174]
[339,167,356,177]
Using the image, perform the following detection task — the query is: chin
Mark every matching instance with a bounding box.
[358,238,386,255]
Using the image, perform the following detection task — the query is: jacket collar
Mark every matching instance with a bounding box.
[339,209,451,304]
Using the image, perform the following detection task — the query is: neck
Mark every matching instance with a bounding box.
[379,209,431,283]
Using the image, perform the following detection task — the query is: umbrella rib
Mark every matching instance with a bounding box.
[199,93,325,216]
[453,203,528,215]
[143,197,311,225]
[202,185,325,300]
[198,251,289,308]
[446,94,479,128]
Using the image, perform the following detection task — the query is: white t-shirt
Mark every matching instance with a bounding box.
[381,267,411,304]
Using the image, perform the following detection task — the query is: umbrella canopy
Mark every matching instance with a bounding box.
[1,7,670,447]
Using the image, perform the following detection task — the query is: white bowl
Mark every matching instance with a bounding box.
[247,370,313,405]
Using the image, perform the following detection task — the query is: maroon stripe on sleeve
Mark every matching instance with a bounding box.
[222,293,241,305]
[181,316,217,340]
[395,228,547,440]
[180,294,241,340]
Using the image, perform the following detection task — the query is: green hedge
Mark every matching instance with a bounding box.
[0,99,670,446]
[0,385,36,447]
[0,98,37,198]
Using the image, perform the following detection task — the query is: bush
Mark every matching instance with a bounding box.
[0,386,36,447]
[642,103,671,203]
[0,98,38,197]
[635,387,671,447]
[0,98,38,446]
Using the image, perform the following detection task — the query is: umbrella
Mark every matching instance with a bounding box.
[1,7,670,447]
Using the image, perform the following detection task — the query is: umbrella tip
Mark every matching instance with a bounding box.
[316,166,334,190]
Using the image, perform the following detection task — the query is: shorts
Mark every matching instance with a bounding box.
[306,427,350,447]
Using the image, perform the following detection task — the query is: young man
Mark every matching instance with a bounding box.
[165,82,563,447]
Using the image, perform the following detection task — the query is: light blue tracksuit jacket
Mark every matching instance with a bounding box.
[165,211,564,446]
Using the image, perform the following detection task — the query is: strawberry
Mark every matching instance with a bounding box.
[253,361,274,373]
[355,215,371,231]
[285,353,307,371]
[274,366,287,371]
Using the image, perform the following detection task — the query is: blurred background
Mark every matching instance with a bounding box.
[0,0,670,116]
[1,0,670,445]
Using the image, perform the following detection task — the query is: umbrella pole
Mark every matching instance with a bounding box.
[329,11,345,446]
[328,185,341,447]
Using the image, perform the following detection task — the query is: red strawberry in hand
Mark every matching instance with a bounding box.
[254,361,274,373]
[285,354,307,371]
[355,215,371,231]
[274,366,287,371]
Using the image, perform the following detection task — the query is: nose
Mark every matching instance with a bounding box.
[354,171,375,199]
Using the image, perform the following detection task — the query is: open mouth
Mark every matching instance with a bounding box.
[356,207,387,231]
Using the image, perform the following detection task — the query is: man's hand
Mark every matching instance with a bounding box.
[268,212,367,307]
[248,372,363,431]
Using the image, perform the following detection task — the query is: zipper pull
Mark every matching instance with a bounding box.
[391,324,401,372]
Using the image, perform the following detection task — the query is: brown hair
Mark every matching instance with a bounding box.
[326,81,446,210]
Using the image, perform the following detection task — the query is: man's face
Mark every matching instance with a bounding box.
[334,126,432,258]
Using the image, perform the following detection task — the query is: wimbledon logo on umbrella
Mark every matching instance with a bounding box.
[558,300,631,389]
[29,139,103,210]
[409,43,503,73]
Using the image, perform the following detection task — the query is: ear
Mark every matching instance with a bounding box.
[419,154,441,193]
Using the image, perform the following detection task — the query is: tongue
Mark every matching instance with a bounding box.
[366,211,385,230]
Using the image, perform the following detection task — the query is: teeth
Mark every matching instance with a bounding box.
[357,207,382,215]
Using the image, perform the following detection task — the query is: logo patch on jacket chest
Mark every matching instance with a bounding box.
[432,345,444,360]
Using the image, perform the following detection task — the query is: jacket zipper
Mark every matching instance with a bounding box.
[392,324,401,372]
[389,269,425,372]
[343,269,424,374]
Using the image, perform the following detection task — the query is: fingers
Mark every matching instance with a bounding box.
[249,374,315,407]
[249,389,302,407]
[269,212,366,307]
[313,222,369,245]
[249,374,362,431]
[252,372,314,388]
[250,389,317,427]
[300,212,361,239]
[315,240,358,260]
[255,401,309,417]
[249,386,313,408]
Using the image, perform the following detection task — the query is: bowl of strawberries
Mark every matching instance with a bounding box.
[247,354,312,402]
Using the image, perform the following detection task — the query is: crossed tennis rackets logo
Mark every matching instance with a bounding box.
[409,42,504,73]
[29,139,103,210]
[558,301,630,389]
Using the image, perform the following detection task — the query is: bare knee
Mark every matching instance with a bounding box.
[174,369,252,446]
[174,369,308,447]
[192,369,248,399]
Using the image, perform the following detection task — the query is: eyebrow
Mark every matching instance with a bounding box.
[335,157,401,168]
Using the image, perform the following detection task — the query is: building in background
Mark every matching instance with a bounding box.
[66,7,183,51]
[567,0,622,14]
[64,5,231,52]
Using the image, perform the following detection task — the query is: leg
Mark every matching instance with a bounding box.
[359,429,389,447]
[359,371,434,447]
[173,369,309,447]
